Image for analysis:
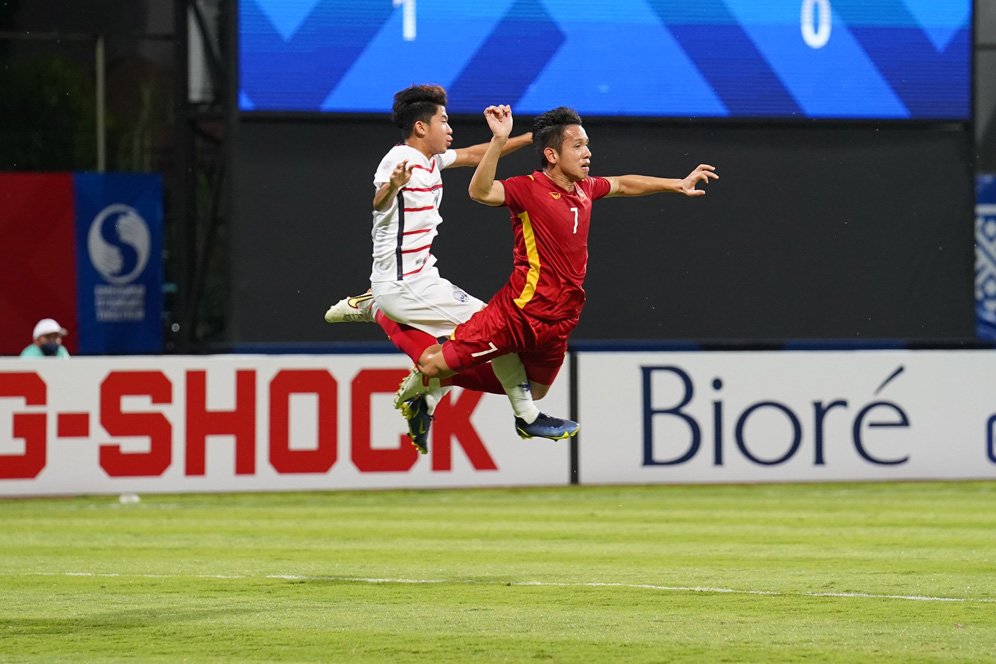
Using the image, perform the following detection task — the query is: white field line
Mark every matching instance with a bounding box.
[11,571,995,604]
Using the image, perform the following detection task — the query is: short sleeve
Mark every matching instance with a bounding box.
[373,151,398,187]
[587,176,612,201]
[437,149,458,170]
[502,175,528,211]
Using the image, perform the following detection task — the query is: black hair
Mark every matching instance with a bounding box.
[532,106,583,168]
[392,84,448,139]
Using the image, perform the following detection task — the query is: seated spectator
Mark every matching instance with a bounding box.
[21,318,70,358]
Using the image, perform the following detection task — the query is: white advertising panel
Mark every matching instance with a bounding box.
[0,355,570,496]
[578,350,996,484]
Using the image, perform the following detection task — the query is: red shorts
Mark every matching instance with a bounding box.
[441,287,578,386]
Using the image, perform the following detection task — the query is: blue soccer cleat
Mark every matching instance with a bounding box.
[401,396,433,454]
[514,413,580,441]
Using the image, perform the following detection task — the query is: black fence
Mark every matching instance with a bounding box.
[229,118,974,348]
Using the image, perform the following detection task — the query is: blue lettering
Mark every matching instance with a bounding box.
[712,378,723,466]
[735,401,802,465]
[852,401,910,465]
[642,366,699,466]
[641,366,911,468]
[986,414,996,463]
[813,400,848,465]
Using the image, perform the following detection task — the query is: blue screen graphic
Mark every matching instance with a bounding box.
[238,0,971,120]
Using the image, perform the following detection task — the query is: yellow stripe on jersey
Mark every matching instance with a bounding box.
[513,210,541,309]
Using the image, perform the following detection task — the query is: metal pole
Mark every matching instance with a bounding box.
[173,0,193,351]
[95,34,106,172]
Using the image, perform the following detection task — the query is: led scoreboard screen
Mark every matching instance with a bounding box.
[238,0,971,120]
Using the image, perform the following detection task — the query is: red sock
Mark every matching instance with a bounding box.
[447,364,504,395]
[376,310,437,364]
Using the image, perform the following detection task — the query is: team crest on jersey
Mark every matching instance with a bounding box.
[549,191,561,200]
[452,287,470,303]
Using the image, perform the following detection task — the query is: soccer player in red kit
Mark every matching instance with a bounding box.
[397,105,718,434]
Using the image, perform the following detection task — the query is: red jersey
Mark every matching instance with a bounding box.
[501,171,611,321]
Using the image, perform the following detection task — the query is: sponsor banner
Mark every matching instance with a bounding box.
[0,355,569,496]
[73,173,164,354]
[0,173,78,356]
[578,350,996,484]
[976,173,996,340]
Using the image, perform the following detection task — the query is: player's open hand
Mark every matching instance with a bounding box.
[483,105,513,140]
[390,160,416,188]
[680,164,719,196]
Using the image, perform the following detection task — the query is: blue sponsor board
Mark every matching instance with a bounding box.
[239,0,970,120]
[73,173,164,354]
[977,175,996,341]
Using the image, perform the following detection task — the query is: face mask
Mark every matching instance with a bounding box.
[40,342,60,356]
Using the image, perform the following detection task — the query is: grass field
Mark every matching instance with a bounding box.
[1,481,994,662]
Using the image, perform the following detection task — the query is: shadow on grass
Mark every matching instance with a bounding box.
[1,605,255,637]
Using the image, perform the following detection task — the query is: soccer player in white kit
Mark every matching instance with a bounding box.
[325,85,579,454]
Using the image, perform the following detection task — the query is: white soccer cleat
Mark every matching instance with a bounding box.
[393,367,432,409]
[324,291,374,323]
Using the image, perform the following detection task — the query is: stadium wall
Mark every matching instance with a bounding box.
[2,349,995,497]
[228,119,974,348]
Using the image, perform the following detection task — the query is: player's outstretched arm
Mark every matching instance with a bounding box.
[605,164,718,198]
[452,131,532,168]
[468,105,512,207]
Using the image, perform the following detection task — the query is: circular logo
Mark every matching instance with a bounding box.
[87,204,151,285]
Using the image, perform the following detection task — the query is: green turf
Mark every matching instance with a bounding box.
[1,482,994,662]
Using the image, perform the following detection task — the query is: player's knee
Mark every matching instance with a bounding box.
[417,345,446,378]
[416,357,437,378]
[530,382,551,400]
[419,362,441,379]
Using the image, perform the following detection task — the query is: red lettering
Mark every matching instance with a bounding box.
[351,368,417,472]
[0,372,46,479]
[269,369,337,473]
[431,390,497,471]
[57,413,90,437]
[186,370,256,475]
[99,371,172,477]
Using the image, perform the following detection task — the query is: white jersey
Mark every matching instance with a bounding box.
[370,145,457,283]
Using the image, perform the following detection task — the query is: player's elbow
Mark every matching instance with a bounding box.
[468,184,488,203]
[469,184,502,206]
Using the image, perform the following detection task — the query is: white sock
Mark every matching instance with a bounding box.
[425,386,451,415]
[490,354,540,423]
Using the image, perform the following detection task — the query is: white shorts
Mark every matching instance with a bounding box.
[371,268,485,338]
